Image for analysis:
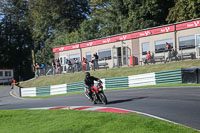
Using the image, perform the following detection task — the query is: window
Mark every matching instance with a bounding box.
[5,71,11,77]
[0,71,3,77]
[142,42,150,55]
[98,49,111,61]
[69,54,80,63]
[155,39,173,53]
[86,52,92,62]
[179,35,195,50]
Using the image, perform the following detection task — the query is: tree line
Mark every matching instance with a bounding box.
[0,0,200,80]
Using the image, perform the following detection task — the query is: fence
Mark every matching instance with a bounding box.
[19,69,184,97]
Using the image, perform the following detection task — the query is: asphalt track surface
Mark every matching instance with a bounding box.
[0,86,200,130]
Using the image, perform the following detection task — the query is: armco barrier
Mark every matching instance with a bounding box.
[36,86,50,96]
[67,81,84,93]
[13,84,21,97]
[155,69,182,84]
[129,73,156,87]
[105,76,129,89]
[20,69,184,97]
[21,87,36,97]
[50,84,67,95]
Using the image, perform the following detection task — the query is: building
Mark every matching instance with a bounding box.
[0,69,14,84]
[53,18,200,72]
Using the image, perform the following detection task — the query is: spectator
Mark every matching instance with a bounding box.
[11,77,16,89]
[82,57,87,72]
[145,51,151,64]
[51,60,56,75]
[92,53,99,70]
[166,42,172,62]
[66,59,73,73]
[172,49,179,61]
[73,58,78,72]
[56,59,61,74]
[34,63,40,77]
[41,63,46,76]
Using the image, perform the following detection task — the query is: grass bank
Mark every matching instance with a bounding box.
[0,110,198,133]
[20,59,200,88]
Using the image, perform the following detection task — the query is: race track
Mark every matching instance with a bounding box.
[0,86,200,130]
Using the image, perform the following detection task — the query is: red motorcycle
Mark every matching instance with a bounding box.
[85,81,108,104]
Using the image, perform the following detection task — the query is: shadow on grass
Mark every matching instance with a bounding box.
[108,96,147,105]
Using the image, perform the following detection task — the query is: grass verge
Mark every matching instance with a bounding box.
[0,110,198,133]
[19,59,200,88]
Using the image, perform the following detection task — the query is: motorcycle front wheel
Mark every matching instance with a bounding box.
[99,92,107,105]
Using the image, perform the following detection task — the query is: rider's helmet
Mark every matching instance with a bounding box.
[85,72,90,79]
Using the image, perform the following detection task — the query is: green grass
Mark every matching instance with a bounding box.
[0,110,198,133]
[20,59,200,88]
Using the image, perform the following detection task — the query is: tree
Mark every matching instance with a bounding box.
[167,0,200,23]
[0,0,34,80]
[27,0,91,49]
[81,0,174,39]
[121,0,174,32]
[27,0,91,66]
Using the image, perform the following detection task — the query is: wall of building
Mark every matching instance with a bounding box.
[0,69,14,84]
[81,39,132,68]
[139,32,175,60]
[176,27,200,54]
[53,19,200,68]
[131,38,140,65]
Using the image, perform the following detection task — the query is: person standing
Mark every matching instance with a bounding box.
[11,77,16,89]
[51,60,56,75]
[34,63,40,77]
[66,59,72,73]
[73,58,78,72]
[93,53,99,70]
[41,63,46,75]
[82,57,87,72]
[166,42,172,62]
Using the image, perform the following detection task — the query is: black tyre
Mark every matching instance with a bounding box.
[99,92,107,105]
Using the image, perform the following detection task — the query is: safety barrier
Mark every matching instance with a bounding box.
[50,84,67,95]
[155,69,182,84]
[67,81,84,93]
[21,87,36,97]
[20,69,183,97]
[36,86,50,96]
[105,76,129,89]
[129,73,156,87]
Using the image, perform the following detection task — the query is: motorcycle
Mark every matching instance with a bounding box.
[85,81,108,104]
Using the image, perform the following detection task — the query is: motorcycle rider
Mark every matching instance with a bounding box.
[84,72,101,101]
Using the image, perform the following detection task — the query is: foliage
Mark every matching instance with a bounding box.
[166,0,200,23]
[27,0,90,47]
[0,0,34,80]
[35,44,54,66]
[1,0,200,81]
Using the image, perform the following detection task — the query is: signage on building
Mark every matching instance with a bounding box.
[53,44,80,53]
[53,19,200,53]
[176,20,200,30]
